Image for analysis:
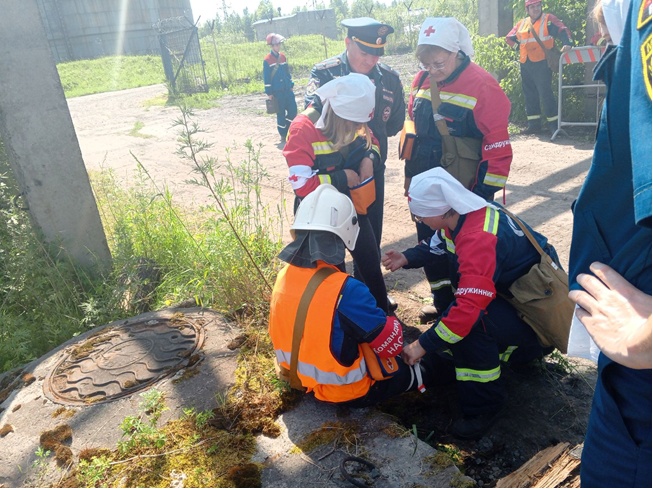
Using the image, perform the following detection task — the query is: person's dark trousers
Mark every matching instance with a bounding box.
[416,221,454,311]
[364,161,385,253]
[446,296,547,417]
[520,59,558,124]
[275,89,298,139]
[349,213,389,313]
[342,352,445,408]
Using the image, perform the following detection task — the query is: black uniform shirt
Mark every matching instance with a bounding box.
[304,51,406,163]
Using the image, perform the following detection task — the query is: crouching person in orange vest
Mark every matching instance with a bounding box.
[269,184,436,407]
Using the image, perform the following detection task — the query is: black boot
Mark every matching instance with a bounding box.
[418,305,439,324]
[520,122,540,135]
[451,411,502,439]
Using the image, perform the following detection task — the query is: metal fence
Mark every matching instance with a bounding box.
[155,16,208,94]
[552,46,607,141]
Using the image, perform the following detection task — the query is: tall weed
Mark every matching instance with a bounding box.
[0,166,117,372]
[92,106,284,319]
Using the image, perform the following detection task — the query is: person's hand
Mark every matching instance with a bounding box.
[401,340,426,366]
[344,169,360,188]
[561,45,572,53]
[403,176,411,197]
[358,157,374,182]
[569,262,652,369]
[381,250,408,272]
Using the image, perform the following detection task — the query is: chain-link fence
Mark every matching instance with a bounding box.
[155,16,208,94]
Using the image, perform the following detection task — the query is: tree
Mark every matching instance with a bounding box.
[256,0,275,20]
[330,0,349,23]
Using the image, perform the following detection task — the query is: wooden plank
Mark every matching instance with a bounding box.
[534,451,581,488]
[496,442,570,488]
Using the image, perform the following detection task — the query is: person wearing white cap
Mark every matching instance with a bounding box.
[382,168,561,439]
[269,184,437,405]
[404,17,513,325]
[505,0,573,136]
[304,17,406,275]
[263,33,297,143]
[283,73,389,313]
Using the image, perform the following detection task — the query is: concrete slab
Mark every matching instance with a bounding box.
[0,307,469,488]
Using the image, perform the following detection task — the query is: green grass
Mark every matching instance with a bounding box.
[57,55,165,98]
[0,108,285,373]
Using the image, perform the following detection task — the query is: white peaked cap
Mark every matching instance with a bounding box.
[417,17,474,56]
[314,73,376,129]
[408,167,487,217]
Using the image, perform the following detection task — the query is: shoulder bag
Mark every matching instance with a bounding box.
[498,208,574,353]
[398,71,429,161]
[529,24,562,73]
[430,83,482,190]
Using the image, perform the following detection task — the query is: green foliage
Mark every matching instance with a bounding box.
[199,34,343,93]
[90,106,284,317]
[76,455,112,487]
[182,407,214,428]
[472,33,527,124]
[117,389,168,454]
[57,56,165,98]
[0,165,119,372]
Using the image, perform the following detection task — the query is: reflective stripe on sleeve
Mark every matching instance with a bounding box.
[455,365,501,383]
[434,320,464,344]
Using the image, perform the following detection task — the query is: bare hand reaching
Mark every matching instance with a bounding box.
[401,340,426,366]
[568,262,652,369]
[381,250,408,272]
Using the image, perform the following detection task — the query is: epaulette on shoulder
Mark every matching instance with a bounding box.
[314,57,342,70]
[378,62,400,78]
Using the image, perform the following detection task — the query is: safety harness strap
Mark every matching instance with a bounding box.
[289,267,337,390]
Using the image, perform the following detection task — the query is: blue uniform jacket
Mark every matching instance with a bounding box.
[568,1,651,486]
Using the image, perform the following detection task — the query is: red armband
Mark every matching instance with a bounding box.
[368,316,404,357]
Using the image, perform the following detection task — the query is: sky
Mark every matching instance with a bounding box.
[189,0,325,21]
[189,0,393,22]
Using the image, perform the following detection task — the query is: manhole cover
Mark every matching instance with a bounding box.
[43,316,204,405]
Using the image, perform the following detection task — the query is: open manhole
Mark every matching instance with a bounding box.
[44,316,205,406]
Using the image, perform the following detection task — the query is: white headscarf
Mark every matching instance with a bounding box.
[314,73,376,129]
[601,0,632,46]
[407,167,487,217]
[417,17,474,56]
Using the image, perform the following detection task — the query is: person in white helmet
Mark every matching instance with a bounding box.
[263,33,297,143]
[268,184,435,406]
[283,73,389,313]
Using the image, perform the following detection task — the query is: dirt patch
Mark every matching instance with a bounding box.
[67,54,598,487]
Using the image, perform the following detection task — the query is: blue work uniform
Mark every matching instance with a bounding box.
[404,204,555,416]
[568,1,652,486]
[263,50,297,140]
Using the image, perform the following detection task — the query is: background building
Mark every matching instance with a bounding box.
[252,9,338,41]
[36,0,192,62]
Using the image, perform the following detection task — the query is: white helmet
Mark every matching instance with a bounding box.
[266,33,285,45]
[291,184,360,250]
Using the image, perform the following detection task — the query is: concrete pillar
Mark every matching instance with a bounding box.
[0,0,111,272]
[479,0,514,37]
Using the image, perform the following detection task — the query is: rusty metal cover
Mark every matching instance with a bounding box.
[43,316,204,405]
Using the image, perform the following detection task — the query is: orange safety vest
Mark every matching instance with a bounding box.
[515,13,555,63]
[268,262,374,402]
